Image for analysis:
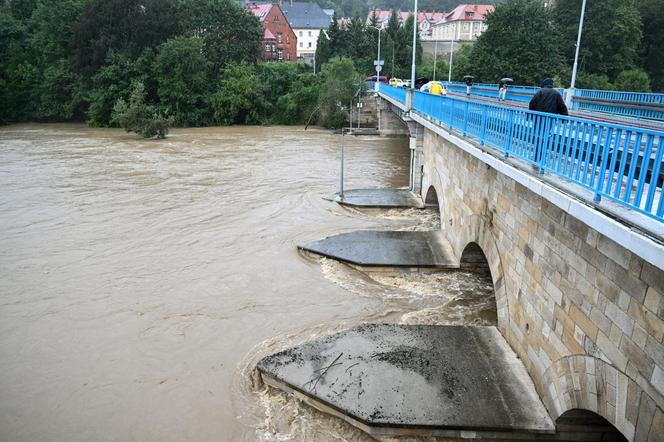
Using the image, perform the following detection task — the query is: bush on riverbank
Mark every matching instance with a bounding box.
[112,83,172,139]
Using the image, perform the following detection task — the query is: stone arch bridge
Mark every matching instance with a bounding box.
[375,87,664,441]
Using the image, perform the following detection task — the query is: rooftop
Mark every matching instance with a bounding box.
[281,2,331,29]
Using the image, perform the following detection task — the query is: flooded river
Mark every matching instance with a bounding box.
[0,124,495,441]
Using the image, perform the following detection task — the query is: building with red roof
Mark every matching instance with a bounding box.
[431,4,494,41]
[247,3,297,62]
[365,9,446,40]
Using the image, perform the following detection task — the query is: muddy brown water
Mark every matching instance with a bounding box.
[0,124,495,441]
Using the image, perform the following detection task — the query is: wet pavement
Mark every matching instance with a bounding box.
[298,230,456,267]
[327,188,424,208]
[257,324,555,438]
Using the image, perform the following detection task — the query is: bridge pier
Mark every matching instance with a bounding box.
[407,121,425,194]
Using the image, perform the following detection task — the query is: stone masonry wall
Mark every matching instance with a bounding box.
[421,128,664,441]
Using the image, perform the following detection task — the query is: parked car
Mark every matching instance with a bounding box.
[389,78,404,88]
[366,75,388,83]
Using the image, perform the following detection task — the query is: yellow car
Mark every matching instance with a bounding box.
[389,78,404,88]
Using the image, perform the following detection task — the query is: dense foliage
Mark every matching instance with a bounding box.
[316,10,422,79]
[0,0,370,130]
[450,0,659,91]
[465,0,562,85]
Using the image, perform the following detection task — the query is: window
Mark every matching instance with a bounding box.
[299,42,303,48]
[277,32,282,43]
[287,53,290,61]
[299,31,303,36]
[308,31,312,36]
[463,22,469,30]
[308,42,312,48]
[286,36,290,44]
[277,48,283,60]
[265,43,270,51]
[466,11,474,17]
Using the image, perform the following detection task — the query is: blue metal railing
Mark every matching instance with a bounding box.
[378,84,664,222]
[574,89,664,105]
[441,81,565,104]
[572,89,664,121]
[380,84,407,103]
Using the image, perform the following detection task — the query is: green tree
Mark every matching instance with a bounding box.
[112,82,172,138]
[418,53,449,81]
[467,0,563,85]
[209,63,259,125]
[87,51,152,126]
[451,44,473,81]
[638,0,664,91]
[614,69,651,92]
[274,73,323,125]
[319,56,362,128]
[153,36,211,126]
[71,0,179,75]
[175,0,262,73]
[554,0,641,80]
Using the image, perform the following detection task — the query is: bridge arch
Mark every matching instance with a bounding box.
[458,230,509,331]
[543,355,662,441]
[555,409,627,441]
[424,185,439,207]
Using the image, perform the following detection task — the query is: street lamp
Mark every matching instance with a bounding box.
[369,25,383,92]
[410,0,418,89]
[569,0,587,100]
[433,39,438,81]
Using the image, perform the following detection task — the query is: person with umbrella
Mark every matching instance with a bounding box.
[464,75,474,97]
[498,77,512,101]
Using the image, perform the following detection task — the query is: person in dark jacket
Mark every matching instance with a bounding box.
[529,78,568,115]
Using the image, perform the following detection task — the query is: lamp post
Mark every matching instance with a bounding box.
[410,0,418,89]
[448,38,454,83]
[433,39,438,81]
[568,0,587,105]
[369,25,383,92]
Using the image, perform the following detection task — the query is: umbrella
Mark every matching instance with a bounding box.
[463,75,474,79]
[501,77,514,83]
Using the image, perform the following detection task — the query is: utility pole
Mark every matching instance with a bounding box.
[568,0,587,106]
[433,39,438,81]
[410,0,418,89]
[448,39,454,82]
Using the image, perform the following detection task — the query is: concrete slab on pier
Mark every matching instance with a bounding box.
[298,230,455,268]
[326,188,424,208]
[257,324,555,438]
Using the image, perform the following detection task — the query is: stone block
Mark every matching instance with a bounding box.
[606,261,648,304]
[565,215,589,240]
[596,272,621,303]
[597,234,632,270]
[569,303,599,341]
[645,336,664,368]
[597,331,628,371]
[642,262,664,295]
[645,287,662,316]
[652,366,664,398]
[626,380,641,425]
[633,325,648,349]
[620,335,655,381]
[605,302,635,336]
[648,407,664,442]
[635,393,656,442]
[628,298,664,343]
[590,306,613,335]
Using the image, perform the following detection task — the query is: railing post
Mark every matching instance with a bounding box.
[479,106,488,145]
[504,110,515,158]
[463,101,469,136]
[593,127,614,202]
